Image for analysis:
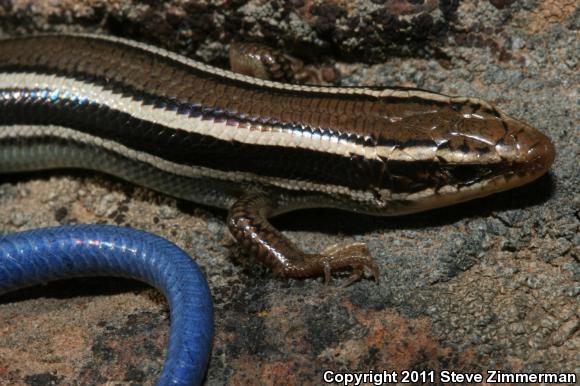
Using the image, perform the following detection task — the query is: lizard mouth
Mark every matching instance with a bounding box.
[374,127,555,215]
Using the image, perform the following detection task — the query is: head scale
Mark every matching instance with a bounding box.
[366,98,555,215]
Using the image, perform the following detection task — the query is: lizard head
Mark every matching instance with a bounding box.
[368,97,555,214]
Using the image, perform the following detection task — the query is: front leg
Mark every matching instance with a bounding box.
[227,191,379,284]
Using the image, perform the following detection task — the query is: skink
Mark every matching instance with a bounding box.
[0,34,555,283]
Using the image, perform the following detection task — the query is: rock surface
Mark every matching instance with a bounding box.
[0,0,577,385]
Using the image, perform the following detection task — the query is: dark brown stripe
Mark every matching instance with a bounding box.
[0,81,513,195]
[0,35,474,140]
[0,87,383,191]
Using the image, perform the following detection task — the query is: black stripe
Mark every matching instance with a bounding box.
[0,87,387,191]
[0,85,503,195]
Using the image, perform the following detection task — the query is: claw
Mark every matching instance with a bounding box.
[323,261,332,285]
[369,262,380,283]
[341,266,363,287]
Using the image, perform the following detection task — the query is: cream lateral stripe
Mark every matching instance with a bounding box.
[0,73,503,164]
[0,73,371,159]
[0,124,524,209]
[0,124,374,202]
